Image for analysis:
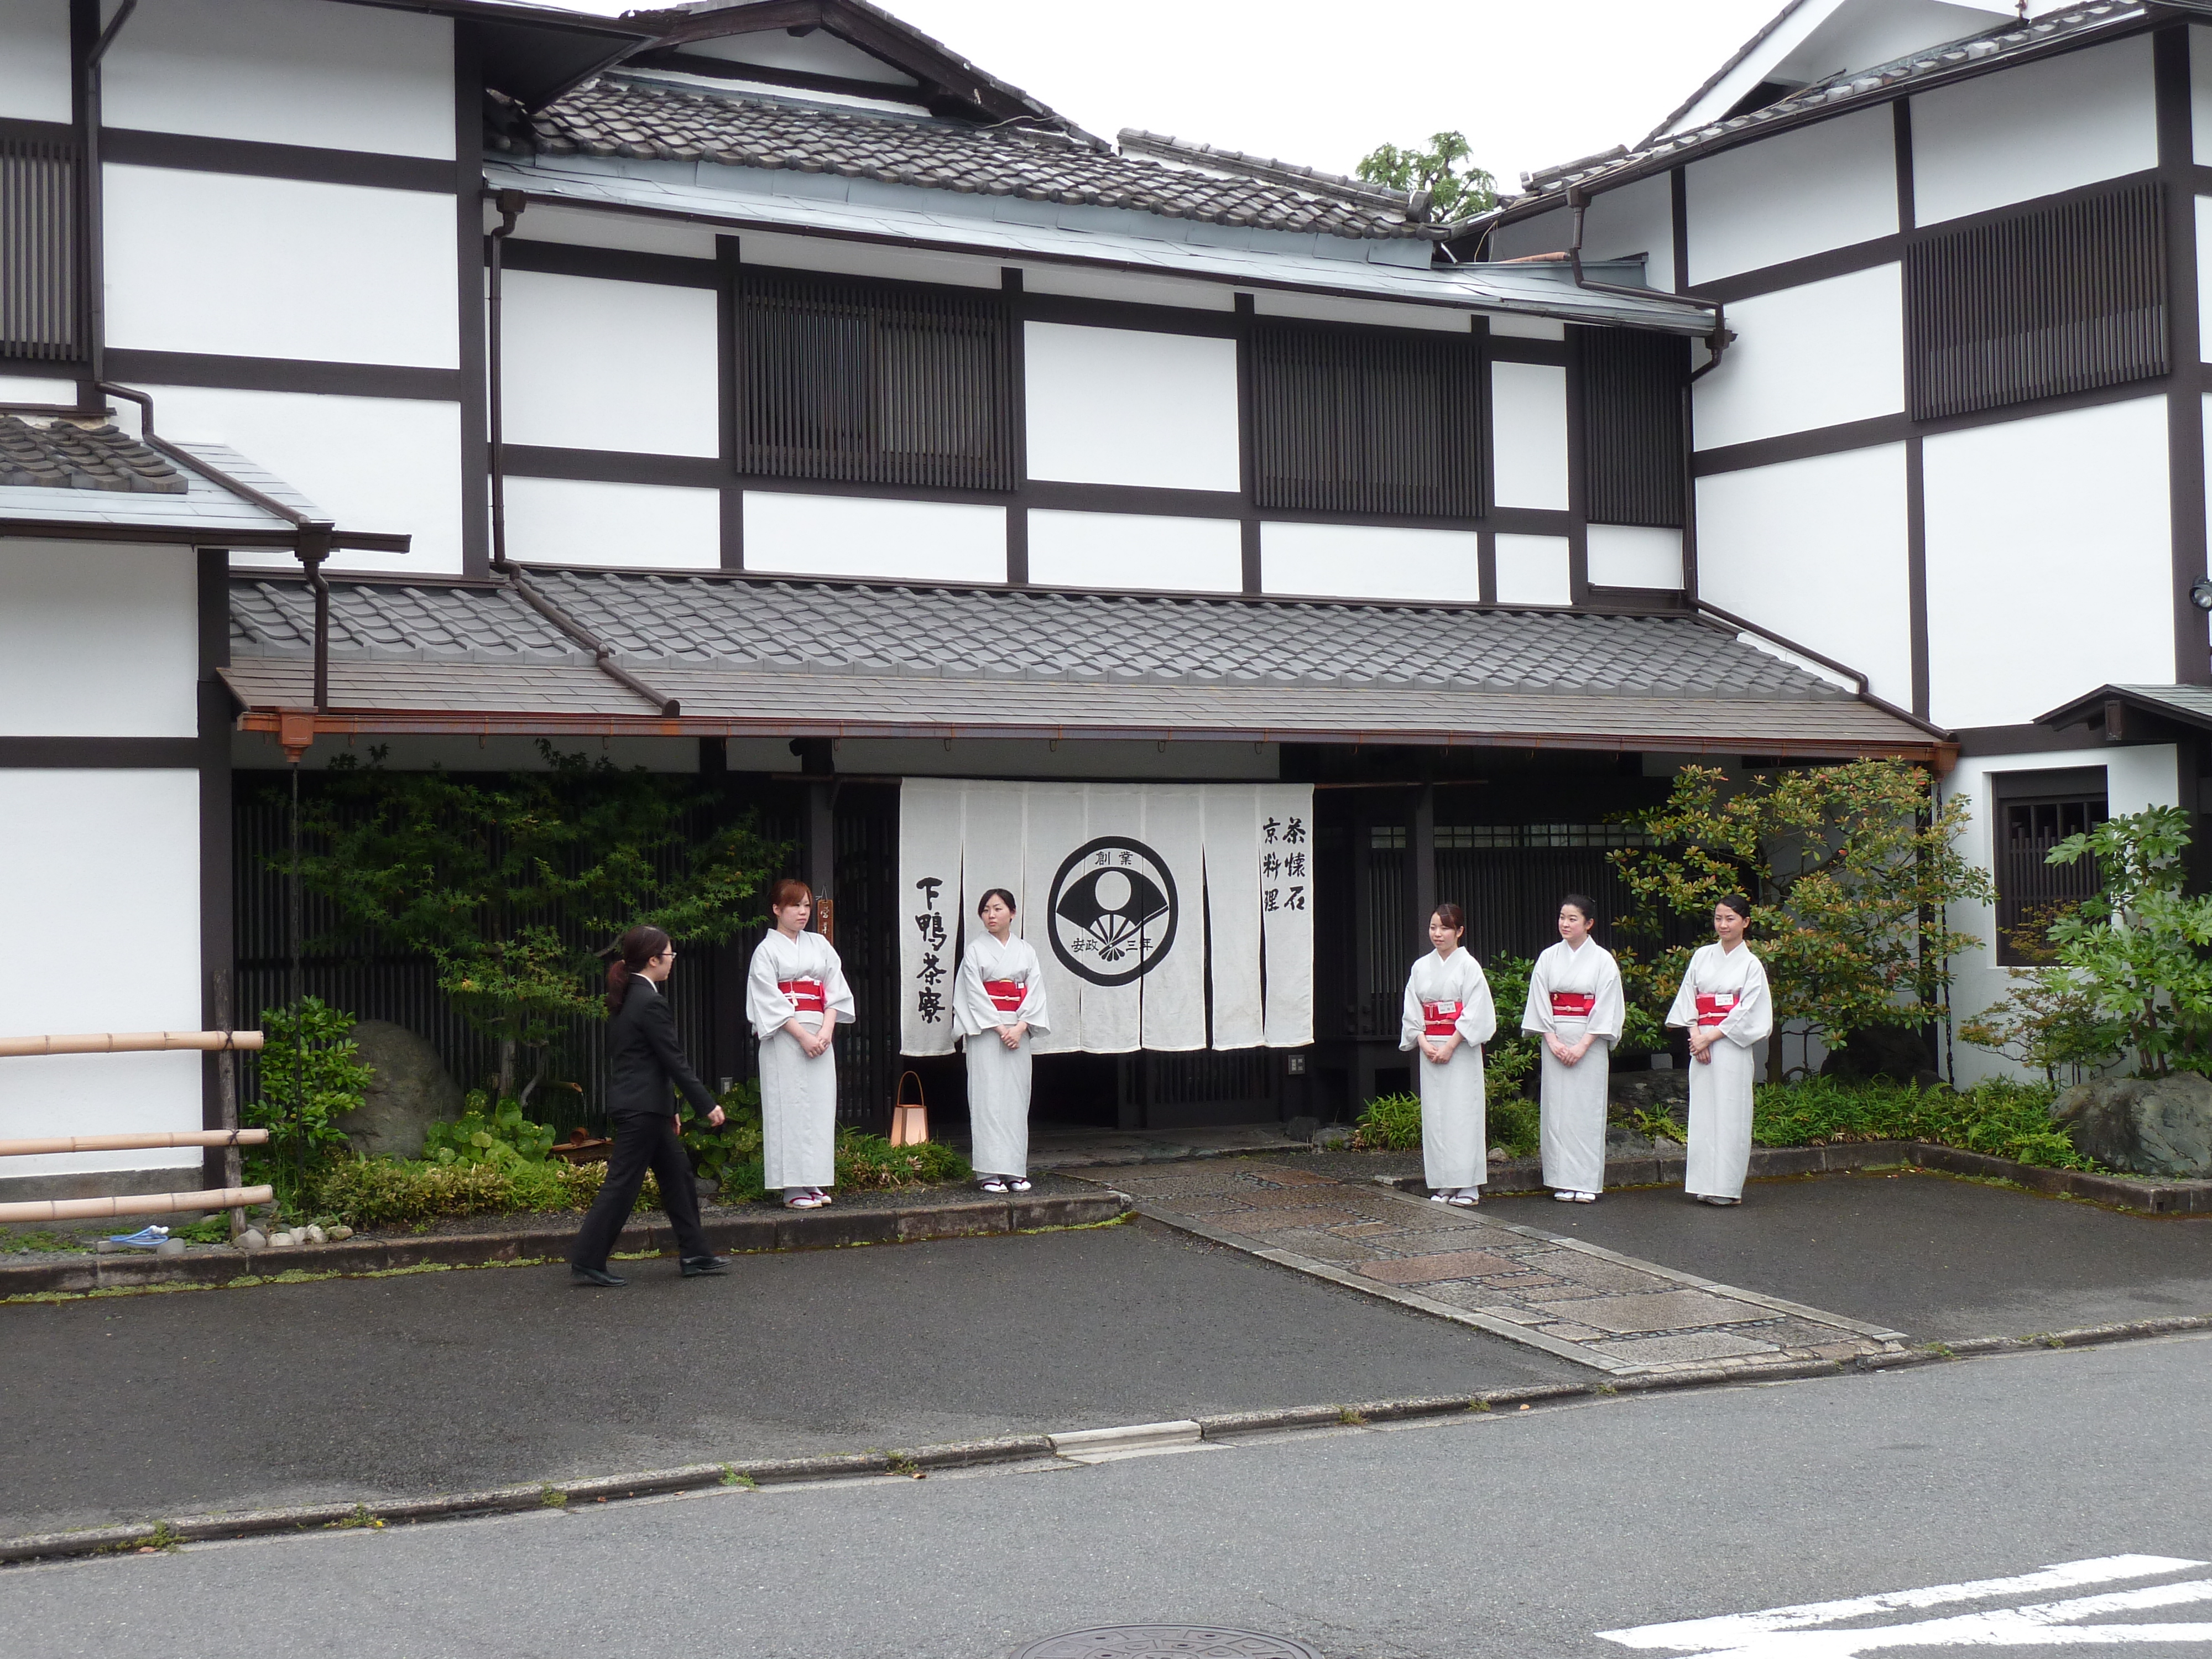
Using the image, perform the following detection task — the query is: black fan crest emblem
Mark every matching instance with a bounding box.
[1047,836,1180,987]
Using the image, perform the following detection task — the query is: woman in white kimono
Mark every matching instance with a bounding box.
[1523,893,1625,1204]
[1666,893,1773,1206]
[953,886,1050,1195]
[747,878,855,1211]
[1400,903,1496,1207]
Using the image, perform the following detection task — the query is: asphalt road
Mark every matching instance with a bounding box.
[6,1332,2208,1658]
[0,1219,1573,1537]
[1484,1169,2212,1339]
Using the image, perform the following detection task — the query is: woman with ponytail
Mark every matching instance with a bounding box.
[567,925,728,1287]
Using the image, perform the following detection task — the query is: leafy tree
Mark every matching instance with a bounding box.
[283,742,780,1100]
[1609,760,1993,1081]
[1355,131,1497,220]
[250,996,375,1200]
[2035,807,2212,1077]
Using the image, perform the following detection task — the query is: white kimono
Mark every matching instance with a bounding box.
[1524,939,1626,1195]
[1666,942,1773,1201]
[748,928,855,1191]
[1400,949,1497,1191]
[953,932,1051,1178]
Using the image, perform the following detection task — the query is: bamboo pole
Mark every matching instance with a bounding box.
[0,1030,264,1058]
[0,1129,270,1159]
[0,1185,274,1225]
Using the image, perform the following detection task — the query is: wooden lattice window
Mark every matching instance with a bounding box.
[1905,179,2166,422]
[1250,321,1483,518]
[1581,327,1686,528]
[1992,769,2107,966]
[1,133,81,363]
[738,269,1016,490]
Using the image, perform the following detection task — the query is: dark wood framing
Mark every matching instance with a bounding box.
[455,34,489,577]
[195,546,235,1183]
[2157,25,2211,688]
[102,348,463,400]
[0,737,205,765]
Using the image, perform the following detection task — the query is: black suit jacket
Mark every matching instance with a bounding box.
[607,977,719,1120]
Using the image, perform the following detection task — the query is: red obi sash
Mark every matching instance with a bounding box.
[983,978,1024,1014]
[779,977,826,1013]
[1694,991,1738,1028]
[1422,1000,1463,1037]
[1549,991,1596,1019]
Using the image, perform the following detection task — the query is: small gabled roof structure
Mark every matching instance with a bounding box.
[2037,682,2212,740]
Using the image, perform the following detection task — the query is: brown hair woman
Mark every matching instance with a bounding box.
[1522,893,1625,1204]
[952,888,1050,1193]
[1397,902,1496,1207]
[745,880,854,1210]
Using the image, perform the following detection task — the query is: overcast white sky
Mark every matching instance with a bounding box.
[555,1,1807,189]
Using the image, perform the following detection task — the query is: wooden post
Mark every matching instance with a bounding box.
[214,968,244,1238]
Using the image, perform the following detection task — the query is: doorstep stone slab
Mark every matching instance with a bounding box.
[1076,1155,1902,1376]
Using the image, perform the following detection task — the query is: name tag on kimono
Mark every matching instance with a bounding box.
[1694,992,1737,1027]
[1549,991,1596,1019]
[983,978,1025,1014]
[779,977,826,1013]
[1422,1000,1463,1037]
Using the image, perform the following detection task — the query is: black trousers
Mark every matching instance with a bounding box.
[569,1112,712,1271]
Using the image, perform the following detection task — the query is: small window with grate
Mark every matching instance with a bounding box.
[1905,179,2167,422]
[1250,322,1483,518]
[1580,328,1686,528]
[1,133,82,364]
[1991,769,2107,966]
[737,269,1016,491]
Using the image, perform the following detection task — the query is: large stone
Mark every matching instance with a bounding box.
[334,1021,464,1160]
[2053,1073,2212,1178]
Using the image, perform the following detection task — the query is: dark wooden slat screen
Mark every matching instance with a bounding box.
[1905,178,2166,422]
[1251,322,1483,517]
[1581,328,1687,528]
[738,270,1015,490]
[1994,794,2106,966]
[1,133,80,362]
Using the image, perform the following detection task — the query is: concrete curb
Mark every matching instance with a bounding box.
[1385,1140,2212,1216]
[8,1316,2206,1568]
[0,1192,1130,1300]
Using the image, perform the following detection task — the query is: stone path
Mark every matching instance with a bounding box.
[1074,1157,1906,1376]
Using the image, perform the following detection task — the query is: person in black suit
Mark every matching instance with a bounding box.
[569,925,729,1287]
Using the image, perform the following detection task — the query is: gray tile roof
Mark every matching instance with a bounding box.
[508,73,1433,240]
[1491,2,2144,217]
[232,570,1846,698]
[0,416,186,494]
[0,431,321,538]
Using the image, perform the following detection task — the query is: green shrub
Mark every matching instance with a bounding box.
[1352,1091,1421,1150]
[308,1156,660,1229]
[1488,1097,1540,1159]
[1749,1075,2085,1169]
[681,1079,764,1190]
[836,1131,972,1189]
[248,998,374,1199]
[422,1091,557,1168]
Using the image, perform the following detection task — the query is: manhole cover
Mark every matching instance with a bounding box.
[1012,1628,1323,1659]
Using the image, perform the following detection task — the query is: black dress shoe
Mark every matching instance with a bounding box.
[571,1266,627,1287]
[680,1255,730,1277]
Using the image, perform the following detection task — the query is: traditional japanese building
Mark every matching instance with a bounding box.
[1,0,2173,1208]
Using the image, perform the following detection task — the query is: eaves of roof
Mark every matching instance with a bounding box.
[330,0,651,109]
[1460,1,2171,243]
[2036,681,2212,732]
[483,157,1719,332]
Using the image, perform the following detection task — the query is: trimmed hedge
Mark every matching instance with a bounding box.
[309,1157,661,1229]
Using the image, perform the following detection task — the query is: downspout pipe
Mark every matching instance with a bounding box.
[484,188,525,576]
[1565,181,1732,378]
[76,0,138,401]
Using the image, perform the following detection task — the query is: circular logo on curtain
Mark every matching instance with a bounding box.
[1047,836,1180,987]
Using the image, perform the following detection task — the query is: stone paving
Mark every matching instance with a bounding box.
[1075,1156,1907,1376]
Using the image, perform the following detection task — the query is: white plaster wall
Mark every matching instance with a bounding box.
[505,478,721,570]
[2198,198,2212,363]
[743,492,1005,583]
[502,271,719,457]
[1490,361,1569,510]
[505,208,719,260]
[1495,534,1572,606]
[102,0,452,158]
[1250,292,1470,333]
[1941,743,2177,1087]
[1911,34,2158,227]
[1691,264,1904,451]
[0,0,70,122]
[152,387,463,575]
[1587,525,1684,591]
[0,542,198,737]
[1582,172,1678,293]
[1695,444,1914,709]
[1260,522,1480,602]
[2195,26,2212,167]
[1924,396,2173,731]
[1686,107,1897,284]
[0,373,77,405]
[741,235,1001,290]
[0,770,203,1175]
[1026,510,1242,593]
[1489,206,1569,260]
[105,168,458,369]
[1024,323,1241,492]
[1016,264,1235,312]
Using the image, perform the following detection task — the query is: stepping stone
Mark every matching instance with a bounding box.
[1356,1249,1525,1285]
[1587,1330,1782,1364]
[1532,1288,1774,1333]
